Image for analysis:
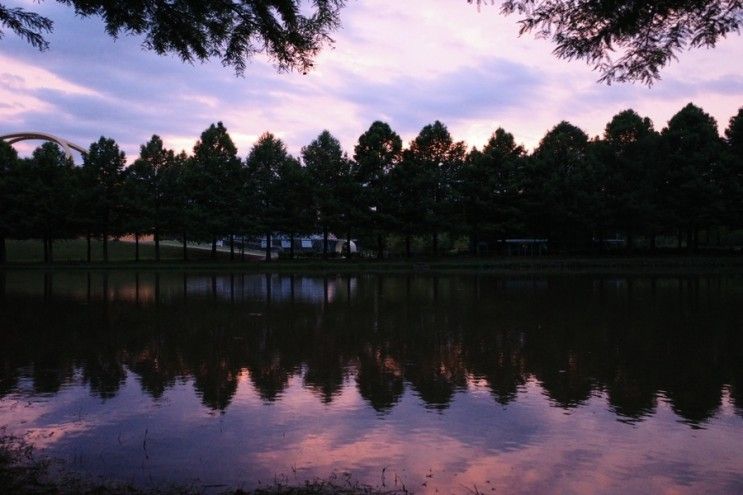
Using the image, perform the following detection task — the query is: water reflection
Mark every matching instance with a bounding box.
[0,272,742,491]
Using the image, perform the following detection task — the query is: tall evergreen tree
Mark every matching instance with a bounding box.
[404,121,466,256]
[722,108,743,230]
[22,143,77,262]
[81,137,127,262]
[246,133,291,261]
[302,131,352,258]
[596,109,660,251]
[353,121,402,259]
[275,156,315,259]
[0,141,20,263]
[387,152,424,258]
[126,135,175,261]
[461,128,525,254]
[527,121,595,252]
[191,122,242,258]
[160,151,192,260]
[660,103,723,251]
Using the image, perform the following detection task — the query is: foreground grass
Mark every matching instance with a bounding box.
[0,433,406,495]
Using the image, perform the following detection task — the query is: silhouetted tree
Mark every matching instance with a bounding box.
[159,151,192,260]
[125,135,175,261]
[22,143,77,262]
[353,121,403,259]
[246,133,292,261]
[81,137,127,262]
[1,0,345,75]
[488,0,743,84]
[722,108,743,230]
[595,109,660,251]
[0,141,20,263]
[525,121,595,251]
[5,1,735,82]
[275,156,315,258]
[403,121,466,256]
[461,128,525,253]
[190,122,242,258]
[302,130,351,257]
[659,103,723,251]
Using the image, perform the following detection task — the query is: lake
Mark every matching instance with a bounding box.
[1,271,742,493]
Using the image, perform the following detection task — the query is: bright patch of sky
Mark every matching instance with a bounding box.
[1,0,742,160]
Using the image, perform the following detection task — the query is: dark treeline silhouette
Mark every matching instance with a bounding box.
[1,272,742,425]
[2,102,743,263]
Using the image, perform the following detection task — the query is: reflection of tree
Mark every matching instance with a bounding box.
[356,346,404,413]
[193,360,240,411]
[81,353,126,399]
[404,327,467,410]
[465,328,526,406]
[0,272,742,424]
[129,346,183,399]
[249,353,292,402]
[605,367,657,421]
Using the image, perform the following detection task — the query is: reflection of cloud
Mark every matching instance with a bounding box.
[3,367,743,493]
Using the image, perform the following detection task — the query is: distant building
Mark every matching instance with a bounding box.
[229,234,358,255]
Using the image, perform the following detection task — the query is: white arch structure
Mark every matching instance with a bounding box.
[0,132,87,162]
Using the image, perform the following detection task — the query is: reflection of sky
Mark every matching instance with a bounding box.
[2,372,743,493]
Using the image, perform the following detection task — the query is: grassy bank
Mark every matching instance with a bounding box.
[3,239,743,274]
[3,239,245,263]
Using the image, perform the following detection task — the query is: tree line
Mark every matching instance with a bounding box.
[1,102,742,263]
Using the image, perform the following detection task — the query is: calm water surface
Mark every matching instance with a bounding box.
[1,271,742,493]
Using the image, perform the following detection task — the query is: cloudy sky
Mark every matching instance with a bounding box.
[2,0,742,161]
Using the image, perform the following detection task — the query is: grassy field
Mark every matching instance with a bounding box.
[3,239,743,274]
[4,239,255,263]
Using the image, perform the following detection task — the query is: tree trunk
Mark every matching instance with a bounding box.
[241,236,245,261]
[103,232,109,263]
[377,234,384,260]
[48,238,53,264]
[211,237,217,259]
[289,233,295,260]
[323,225,329,259]
[135,232,140,262]
[182,233,188,261]
[86,232,92,263]
[0,236,5,264]
[265,231,271,262]
[687,228,694,254]
[154,227,160,262]
[405,235,411,258]
[43,237,49,264]
[230,235,235,261]
[432,231,438,257]
[346,231,352,260]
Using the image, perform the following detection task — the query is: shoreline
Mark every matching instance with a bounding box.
[2,255,743,275]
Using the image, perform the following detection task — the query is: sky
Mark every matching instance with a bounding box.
[1,0,742,162]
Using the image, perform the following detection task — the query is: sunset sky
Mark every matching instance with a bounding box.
[2,0,742,161]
